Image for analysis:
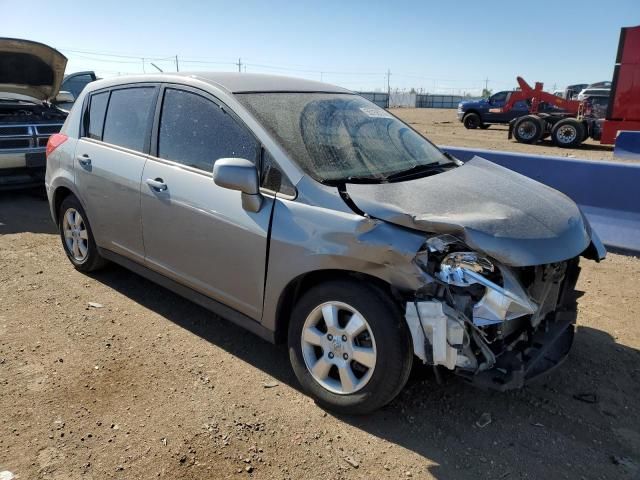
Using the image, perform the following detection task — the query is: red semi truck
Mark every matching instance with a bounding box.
[501,25,640,148]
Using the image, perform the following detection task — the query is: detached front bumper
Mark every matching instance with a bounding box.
[458,312,576,391]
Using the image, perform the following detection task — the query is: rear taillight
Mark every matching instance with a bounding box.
[46,133,68,157]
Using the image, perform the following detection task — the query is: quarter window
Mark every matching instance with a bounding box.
[261,149,296,196]
[102,87,156,152]
[158,88,258,172]
[87,91,109,140]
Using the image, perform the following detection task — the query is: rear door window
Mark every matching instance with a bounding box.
[157,88,259,172]
[87,91,109,140]
[102,87,156,152]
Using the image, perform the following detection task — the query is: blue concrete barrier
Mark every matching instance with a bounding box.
[442,145,640,255]
[614,131,640,161]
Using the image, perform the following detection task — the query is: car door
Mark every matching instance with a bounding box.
[483,91,509,122]
[140,86,274,321]
[75,85,158,262]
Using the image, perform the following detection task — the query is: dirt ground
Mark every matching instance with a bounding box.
[1,191,639,480]
[391,108,619,162]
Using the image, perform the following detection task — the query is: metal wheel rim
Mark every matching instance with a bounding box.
[62,208,89,262]
[301,301,377,395]
[517,121,537,140]
[557,125,577,144]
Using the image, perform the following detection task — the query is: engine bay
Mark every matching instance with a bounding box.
[405,234,580,390]
[0,99,67,124]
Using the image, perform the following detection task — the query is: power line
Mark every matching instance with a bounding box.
[61,47,512,93]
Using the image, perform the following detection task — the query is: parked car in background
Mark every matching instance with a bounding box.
[0,38,69,190]
[46,72,605,414]
[57,71,98,110]
[457,90,560,129]
[577,81,611,101]
[563,83,588,100]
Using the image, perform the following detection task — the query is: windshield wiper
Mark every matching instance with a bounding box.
[385,162,455,182]
[344,174,387,184]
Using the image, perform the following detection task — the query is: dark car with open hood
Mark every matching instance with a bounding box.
[46,73,606,414]
[0,38,71,190]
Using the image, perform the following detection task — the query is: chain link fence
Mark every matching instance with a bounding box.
[356,92,389,108]
[358,92,480,109]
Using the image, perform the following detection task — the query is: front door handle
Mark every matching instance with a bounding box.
[146,178,168,192]
[77,154,91,166]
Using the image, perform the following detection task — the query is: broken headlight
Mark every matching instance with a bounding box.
[438,252,494,287]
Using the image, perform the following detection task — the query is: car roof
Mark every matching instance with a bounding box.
[84,72,352,95]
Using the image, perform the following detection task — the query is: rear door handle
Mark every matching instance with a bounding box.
[146,178,168,192]
[77,154,91,166]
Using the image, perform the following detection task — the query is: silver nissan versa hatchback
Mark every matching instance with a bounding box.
[45,73,606,414]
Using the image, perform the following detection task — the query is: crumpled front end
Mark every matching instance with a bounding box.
[404,234,584,390]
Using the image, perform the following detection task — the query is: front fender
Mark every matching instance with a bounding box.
[260,198,428,331]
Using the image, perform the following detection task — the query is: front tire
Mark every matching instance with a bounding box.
[288,280,413,415]
[58,195,106,272]
[463,112,481,129]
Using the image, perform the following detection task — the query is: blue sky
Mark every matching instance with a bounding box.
[3,0,639,94]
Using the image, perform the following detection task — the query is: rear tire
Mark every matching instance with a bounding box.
[288,280,413,415]
[513,115,544,144]
[551,119,585,148]
[463,112,481,129]
[58,195,107,273]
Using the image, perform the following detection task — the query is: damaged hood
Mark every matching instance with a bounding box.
[345,157,592,266]
[0,38,67,101]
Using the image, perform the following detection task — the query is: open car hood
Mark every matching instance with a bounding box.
[345,157,592,266]
[0,38,67,101]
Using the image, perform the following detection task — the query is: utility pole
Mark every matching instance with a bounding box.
[386,69,391,96]
[142,58,146,73]
[175,55,179,72]
[484,77,489,91]
[237,58,242,72]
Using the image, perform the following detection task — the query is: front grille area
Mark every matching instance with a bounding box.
[0,123,63,151]
[0,138,30,149]
[0,126,30,136]
[35,125,62,135]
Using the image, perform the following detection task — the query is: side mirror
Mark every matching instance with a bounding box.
[213,158,262,212]
[54,91,75,104]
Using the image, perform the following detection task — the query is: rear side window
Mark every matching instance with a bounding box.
[158,88,259,172]
[87,91,109,140]
[102,87,156,152]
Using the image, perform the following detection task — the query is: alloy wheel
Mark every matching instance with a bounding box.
[62,208,89,262]
[300,301,377,395]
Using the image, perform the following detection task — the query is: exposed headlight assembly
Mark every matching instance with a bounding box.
[424,239,538,326]
[438,251,494,287]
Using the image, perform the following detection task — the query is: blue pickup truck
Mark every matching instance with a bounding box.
[457,91,530,129]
